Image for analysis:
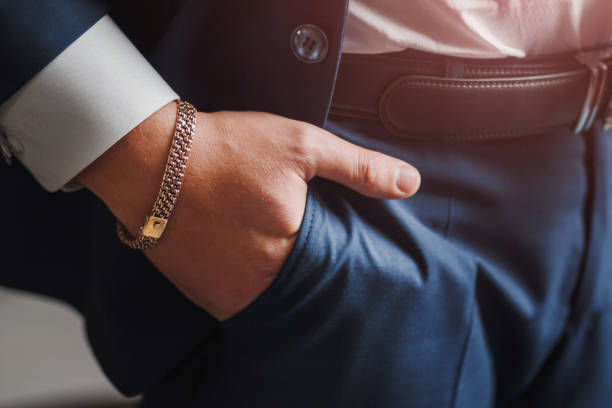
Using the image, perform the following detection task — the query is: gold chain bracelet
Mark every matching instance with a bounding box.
[117,100,197,249]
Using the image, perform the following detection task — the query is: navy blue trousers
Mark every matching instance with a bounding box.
[143,114,612,407]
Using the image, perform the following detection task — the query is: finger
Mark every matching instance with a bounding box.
[306,127,421,199]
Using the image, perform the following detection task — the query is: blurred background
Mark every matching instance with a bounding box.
[0,287,138,408]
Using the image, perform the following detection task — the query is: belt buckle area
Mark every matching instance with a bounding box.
[574,48,612,134]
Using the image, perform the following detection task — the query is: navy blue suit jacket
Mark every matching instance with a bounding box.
[1,0,348,396]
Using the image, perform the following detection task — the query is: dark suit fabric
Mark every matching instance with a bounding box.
[1,0,348,397]
[2,2,612,407]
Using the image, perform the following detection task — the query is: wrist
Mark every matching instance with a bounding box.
[76,100,179,234]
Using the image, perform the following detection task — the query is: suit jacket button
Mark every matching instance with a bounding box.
[291,24,329,63]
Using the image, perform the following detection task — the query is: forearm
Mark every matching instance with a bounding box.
[77,95,421,321]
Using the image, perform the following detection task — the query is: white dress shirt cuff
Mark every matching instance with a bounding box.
[0,15,179,192]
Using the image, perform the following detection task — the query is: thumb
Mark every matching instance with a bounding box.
[306,127,421,199]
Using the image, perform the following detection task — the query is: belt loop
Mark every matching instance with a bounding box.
[574,48,612,134]
[445,59,465,79]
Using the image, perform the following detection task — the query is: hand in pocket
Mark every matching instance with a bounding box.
[80,106,420,320]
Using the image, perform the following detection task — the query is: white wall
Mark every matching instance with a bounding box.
[0,288,138,408]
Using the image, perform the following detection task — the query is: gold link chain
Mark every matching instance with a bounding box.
[117,100,197,249]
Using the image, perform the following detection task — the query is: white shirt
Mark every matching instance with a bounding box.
[2,3,612,191]
[343,0,612,58]
[0,16,178,191]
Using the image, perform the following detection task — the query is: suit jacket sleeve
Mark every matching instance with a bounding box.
[0,0,110,104]
[0,0,219,397]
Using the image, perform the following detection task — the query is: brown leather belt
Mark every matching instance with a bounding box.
[330,48,612,141]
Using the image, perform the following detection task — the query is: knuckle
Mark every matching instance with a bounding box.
[269,195,304,236]
[276,210,303,236]
[355,151,378,186]
[288,123,317,174]
[290,123,313,154]
[252,217,300,278]
[256,238,288,266]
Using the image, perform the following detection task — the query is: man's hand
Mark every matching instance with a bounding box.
[78,102,420,320]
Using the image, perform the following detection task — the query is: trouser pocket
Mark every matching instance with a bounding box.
[208,178,477,407]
